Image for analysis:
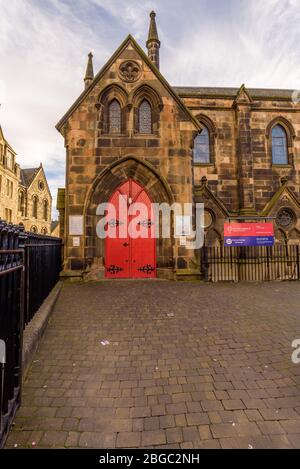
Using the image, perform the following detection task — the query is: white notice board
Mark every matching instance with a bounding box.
[69,215,83,235]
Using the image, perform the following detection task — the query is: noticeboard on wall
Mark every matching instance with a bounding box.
[224,222,275,247]
[69,215,83,236]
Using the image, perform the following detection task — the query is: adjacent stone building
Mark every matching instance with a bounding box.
[18,165,52,234]
[56,12,300,279]
[0,126,52,234]
[0,126,20,223]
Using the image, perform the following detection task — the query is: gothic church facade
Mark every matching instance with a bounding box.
[56,12,300,280]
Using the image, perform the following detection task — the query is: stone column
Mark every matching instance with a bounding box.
[234,86,256,214]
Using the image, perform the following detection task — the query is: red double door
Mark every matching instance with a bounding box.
[105,179,156,278]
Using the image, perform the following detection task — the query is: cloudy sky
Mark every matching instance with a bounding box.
[0,0,299,218]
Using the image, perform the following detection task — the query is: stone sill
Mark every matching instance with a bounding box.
[272,164,293,169]
[193,163,215,167]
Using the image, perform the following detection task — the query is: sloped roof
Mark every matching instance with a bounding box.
[51,220,59,232]
[0,125,17,154]
[261,183,300,216]
[20,167,40,187]
[56,35,200,132]
[173,86,294,101]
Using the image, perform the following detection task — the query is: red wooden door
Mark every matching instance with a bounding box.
[105,179,156,279]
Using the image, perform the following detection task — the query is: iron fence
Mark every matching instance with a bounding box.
[201,244,300,282]
[0,221,62,447]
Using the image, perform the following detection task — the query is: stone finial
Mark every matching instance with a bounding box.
[146,11,160,69]
[84,52,94,89]
[201,176,208,186]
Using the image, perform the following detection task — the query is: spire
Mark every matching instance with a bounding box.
[146,11,160,69]
[84,52,94,89]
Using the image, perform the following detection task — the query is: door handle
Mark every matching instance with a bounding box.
[123,242,129,247]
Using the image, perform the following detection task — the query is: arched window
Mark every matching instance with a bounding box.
[41,227,47,235]
[43,199,48,220]
[138,100,152,134]
[108,99,121,134]
[193,127,210,164]
[32,195,38,218]
[30,226,37,233]
[272,124,288,165]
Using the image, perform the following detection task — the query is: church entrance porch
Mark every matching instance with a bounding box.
[105,179,156,279]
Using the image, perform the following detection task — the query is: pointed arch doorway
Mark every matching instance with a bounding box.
[105,179,156,278]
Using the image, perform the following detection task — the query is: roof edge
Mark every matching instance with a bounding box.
[56,34,200,132]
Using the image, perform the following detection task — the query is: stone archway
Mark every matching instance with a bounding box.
[83,156,175,279]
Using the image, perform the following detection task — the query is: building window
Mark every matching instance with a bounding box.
[272,125,288,165]
[193,127,210,164]
[6,151,13,170]
[18,191,25,216]
[276,208,295,229]
[38,180,45,191]
[5,208,12,223]
[108,99,121,134]
[6,179,13,198]
[41,227,47,235]
[138,100,152,134]
[32,195,38,218]
[43,199,48,220]
[30,226,37,233]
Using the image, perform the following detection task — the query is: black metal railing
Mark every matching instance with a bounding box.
[0,221,62,447]
[23,234,62,325]
[201,244,300,282]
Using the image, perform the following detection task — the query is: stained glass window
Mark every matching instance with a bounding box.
[272,125,288,165]
[139,100,152,134]
[108,99,121,133]
[193,127,210,163]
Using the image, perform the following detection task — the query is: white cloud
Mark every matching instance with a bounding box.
[0,0,299,219]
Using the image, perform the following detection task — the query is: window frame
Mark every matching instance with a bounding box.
[18,190,26,216]
[108,99,122,134]
[193,115,216,167]
[193,127,211,165]
[266,117,295,168]
[32,195,38,218]
[132,85,163,136]
[97,84,128,136]
[43,199,48,221]
[138,99,153,134]
[271,124,288,166]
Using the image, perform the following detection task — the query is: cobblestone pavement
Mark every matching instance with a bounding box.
[5,281,300,449]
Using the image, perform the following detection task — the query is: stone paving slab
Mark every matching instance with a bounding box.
[5,281,300,449]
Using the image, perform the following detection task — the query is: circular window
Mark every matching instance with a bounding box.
[119,61,141,82]
[276,208,295,229]
[202,209,214,229]
[38,180,45,191]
